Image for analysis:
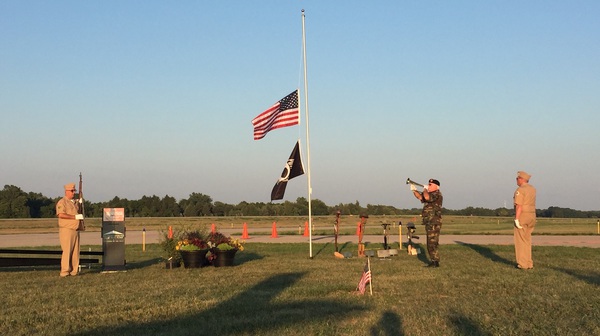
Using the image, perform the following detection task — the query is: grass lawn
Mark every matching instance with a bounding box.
[1,242,598,335]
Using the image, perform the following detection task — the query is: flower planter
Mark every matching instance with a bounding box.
[180,249,209,268]
[212,249,237,267]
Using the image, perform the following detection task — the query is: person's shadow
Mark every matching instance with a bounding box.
[455,242,513,266]
[370,310,404,335]
[74,272,366,335]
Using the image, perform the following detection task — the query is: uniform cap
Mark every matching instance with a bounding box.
[429,179,440,186]
[64,183,76,191]
[517,171,531,180]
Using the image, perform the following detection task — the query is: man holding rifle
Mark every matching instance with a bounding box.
[56,183,84,277]
[410,179,443,267]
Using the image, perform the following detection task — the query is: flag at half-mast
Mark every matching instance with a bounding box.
[252,90,299,140]
[271,140,305,201]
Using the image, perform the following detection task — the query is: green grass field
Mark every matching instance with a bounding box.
[1,241,598,335]
[1,215,599,235]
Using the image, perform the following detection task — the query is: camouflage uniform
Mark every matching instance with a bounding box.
[421,190,443,262]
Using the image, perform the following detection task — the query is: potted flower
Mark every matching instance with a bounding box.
[176,227,210,268]
[159,226,182,269]
[206,231,244,267]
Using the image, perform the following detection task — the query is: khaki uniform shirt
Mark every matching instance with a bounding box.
[514,183,536,214]
[56,197,80,230]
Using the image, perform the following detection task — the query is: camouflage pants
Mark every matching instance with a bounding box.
[425,223,441,262]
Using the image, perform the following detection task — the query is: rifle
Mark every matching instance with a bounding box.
[78,172,86,231]
[358,214,368,257]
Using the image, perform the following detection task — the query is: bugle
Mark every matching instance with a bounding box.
[405,178,424,188]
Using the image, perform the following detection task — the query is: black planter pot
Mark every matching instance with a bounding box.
[180,249,209,268]
[212,249,237,267]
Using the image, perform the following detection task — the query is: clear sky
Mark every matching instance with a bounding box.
[1,1,599,211]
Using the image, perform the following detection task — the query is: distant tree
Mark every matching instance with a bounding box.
[213,201,234,216]
[311,199,329,216]
[159,195,180,217]
[0,185,29,218]
[183,193,213,216]
[137,195,161,217]
[26,191,55,218]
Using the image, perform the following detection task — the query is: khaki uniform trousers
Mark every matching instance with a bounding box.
[514,213,535,269]
[59,228,80,276]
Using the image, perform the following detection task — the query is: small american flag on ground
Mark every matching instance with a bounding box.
[252,90,299,140]
[357,259,372,295]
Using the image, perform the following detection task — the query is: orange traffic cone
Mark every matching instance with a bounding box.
[242,222,250,239]
[211,223,216,233]
[168,226,173,239]
[303,221,309,237]
[271,222,278,238]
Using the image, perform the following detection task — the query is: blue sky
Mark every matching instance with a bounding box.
[1,1,599,211]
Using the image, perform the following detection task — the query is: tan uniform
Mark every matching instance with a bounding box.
[513,183,536,269]
[56,197,81,276]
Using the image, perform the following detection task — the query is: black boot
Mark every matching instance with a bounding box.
[426,261,440,268]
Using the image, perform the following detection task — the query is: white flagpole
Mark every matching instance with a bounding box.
[368,257,373,295]
[301,9,313,258]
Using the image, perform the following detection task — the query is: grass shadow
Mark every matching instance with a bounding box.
[548,266,600,286]
[314,242,330,257]
[231,251,263,264]
[338,241,351,254]
[449,310,492,336]
[124,257,162,270]
[74,271,366,335]
[369,310,404,336]
[456,242,513,266]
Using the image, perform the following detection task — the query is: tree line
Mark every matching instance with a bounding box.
[1,184,599,219]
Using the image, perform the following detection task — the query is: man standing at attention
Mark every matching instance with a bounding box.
[513,171,536,270]
[410,179,443,267]
[56,183,84,277]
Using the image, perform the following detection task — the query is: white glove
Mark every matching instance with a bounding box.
[423,185,429,192]
[514,219,523,229]
[410,184,417,191]
[78,198,83,204]
[75,214,84,220]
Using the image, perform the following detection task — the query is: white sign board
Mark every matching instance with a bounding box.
[103,208,125,222]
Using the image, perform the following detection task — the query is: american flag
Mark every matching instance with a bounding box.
[252,90,299,140]
[357,260,372,295]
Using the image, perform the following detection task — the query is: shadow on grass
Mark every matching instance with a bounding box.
[314,242,330,257]
[456,242,513,266]
[231,251,264,264]
[369,310,404,336]
[449,310,492,336]
[125,257,162,270]
[74,272,366,335]
[339,241,351,254]
[549,266,600,286]
[404,242,430,265]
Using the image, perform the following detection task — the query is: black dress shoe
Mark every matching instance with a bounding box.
[426,261,440,268]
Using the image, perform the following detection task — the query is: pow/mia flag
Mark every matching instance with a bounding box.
[271,140,305,201]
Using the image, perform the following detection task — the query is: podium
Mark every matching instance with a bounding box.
[102,208,126,271]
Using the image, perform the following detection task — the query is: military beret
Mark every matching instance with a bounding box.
[429,179,440,186]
